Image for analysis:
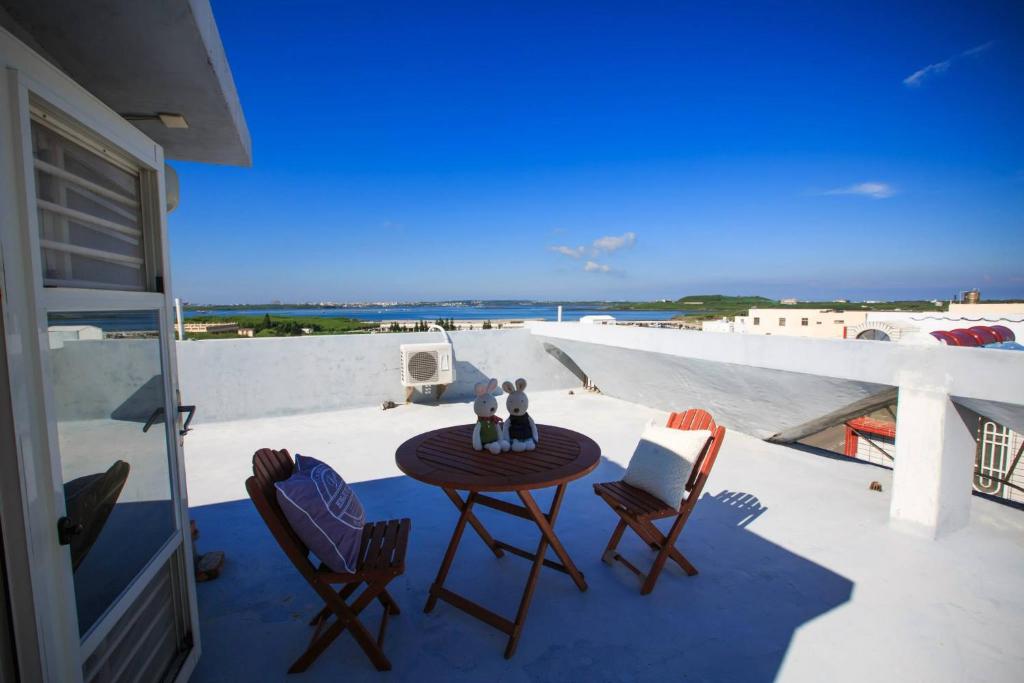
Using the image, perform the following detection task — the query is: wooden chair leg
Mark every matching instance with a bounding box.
[602,509,698,594]
[601,519,627,564]
[640,515,688,595]
[670,548,699,576]
[378,588,401,615]
[291,579,393,673]
[636,517,698,577]
[641,544,672,595]
[309,582,360,625]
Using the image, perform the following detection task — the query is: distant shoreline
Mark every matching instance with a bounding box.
[183,305,691,323]
[180,294,971,324]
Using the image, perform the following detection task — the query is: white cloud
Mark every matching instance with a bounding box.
[903,41,994,87]
[549,245,585,259]
[903,60,952,87]
[549,231,637,269]
[592,231,637,254]
[963,41,994,57]
[823,182,896,199]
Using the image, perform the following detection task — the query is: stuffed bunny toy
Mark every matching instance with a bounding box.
[502,378,538,451]
[472,379,510,453]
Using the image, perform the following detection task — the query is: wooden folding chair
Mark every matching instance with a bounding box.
[593,409,726,595]
[245,448,410,672]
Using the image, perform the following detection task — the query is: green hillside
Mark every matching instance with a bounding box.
[184,314,374,339]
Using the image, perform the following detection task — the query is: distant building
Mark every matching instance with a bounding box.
[176,321,239,334]
[47,325,103,349]
[725,308,869,338]
[850,309,1024,344]
[780,298,798,305]
[237,327,255,337]
[701,317,734,333]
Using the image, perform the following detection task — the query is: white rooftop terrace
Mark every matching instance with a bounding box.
[183,390,1024,682]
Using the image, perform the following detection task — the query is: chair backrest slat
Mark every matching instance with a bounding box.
[246,448,319,579]
[665,409,726,512]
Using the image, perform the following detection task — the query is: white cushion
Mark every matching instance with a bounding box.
[622,422,712,508]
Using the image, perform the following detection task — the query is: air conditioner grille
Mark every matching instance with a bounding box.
[407,351,439,383]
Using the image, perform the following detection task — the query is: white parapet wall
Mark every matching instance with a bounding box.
[527,321,1024,538]
[527,322,1024,414]
[175,328,580,424]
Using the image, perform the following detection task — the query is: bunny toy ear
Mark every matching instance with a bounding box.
[474,382,488,396]
[501,381,516,394]
[486,378,498,394]
[515,378,527,391]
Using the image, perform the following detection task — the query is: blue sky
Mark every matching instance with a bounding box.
[169,1,1024,303]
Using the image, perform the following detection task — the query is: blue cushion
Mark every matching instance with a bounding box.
[275,454,365,573]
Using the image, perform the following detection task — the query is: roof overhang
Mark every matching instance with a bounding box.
[0,0,251,166]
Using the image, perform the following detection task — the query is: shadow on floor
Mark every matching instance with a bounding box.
[189,456,852,682]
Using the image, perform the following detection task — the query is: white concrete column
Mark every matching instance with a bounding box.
[890,385,977,538]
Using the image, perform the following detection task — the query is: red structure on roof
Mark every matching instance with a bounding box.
[843,417,896,458]
[929,324,1015,347]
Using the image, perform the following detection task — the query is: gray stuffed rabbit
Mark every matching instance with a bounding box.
[472,379,509,453]
[501,378,538,451]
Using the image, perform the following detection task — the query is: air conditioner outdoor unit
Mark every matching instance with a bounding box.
[400,326,455,387]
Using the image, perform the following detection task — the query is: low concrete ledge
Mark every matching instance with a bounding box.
[527,321,1024,408]
[175,329,579,424]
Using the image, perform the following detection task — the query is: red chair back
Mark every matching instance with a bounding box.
[665,409,726,510]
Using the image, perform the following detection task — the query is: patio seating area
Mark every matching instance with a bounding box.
[184,390,1024,682]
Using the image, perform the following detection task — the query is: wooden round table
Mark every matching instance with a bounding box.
[396,423,600,658]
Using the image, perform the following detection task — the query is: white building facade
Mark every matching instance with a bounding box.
[725,308,870,338]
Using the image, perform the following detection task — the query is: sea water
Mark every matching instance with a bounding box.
[184,303,695,322]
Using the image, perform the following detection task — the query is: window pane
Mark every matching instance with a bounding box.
[32,121,145,290]
[47,311,176,636]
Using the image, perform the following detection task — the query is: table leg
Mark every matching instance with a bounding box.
[425,491,477,613]
[424,483,589,659]
[504,523,549,659]
[518,486,587,592]
[442,488,504,559]
[503,484,585,658]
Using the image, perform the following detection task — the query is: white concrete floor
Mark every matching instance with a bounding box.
[184,390,1024,682]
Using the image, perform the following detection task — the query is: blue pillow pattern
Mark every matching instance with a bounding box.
[275,454,365,573]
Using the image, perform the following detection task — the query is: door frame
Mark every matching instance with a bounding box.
[0,27,200,682]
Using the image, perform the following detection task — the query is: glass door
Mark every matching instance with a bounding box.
[26,104,196,681]
[46,310,178,637]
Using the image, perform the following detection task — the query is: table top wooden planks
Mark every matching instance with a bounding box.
[395,424,601,492]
